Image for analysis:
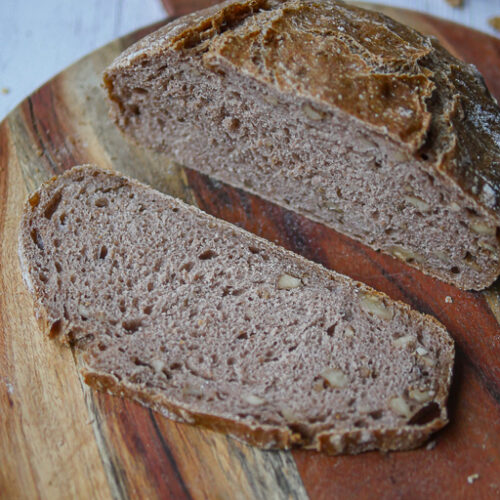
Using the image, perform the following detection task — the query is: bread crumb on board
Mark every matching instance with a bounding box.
[467,473,480,484]
[1,87,10,95]
[445,0,463,7]
[445,296,453,304]
[489,17,500,32]
[426,440,437,450]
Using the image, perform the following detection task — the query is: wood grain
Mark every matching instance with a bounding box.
[1,3,500,499]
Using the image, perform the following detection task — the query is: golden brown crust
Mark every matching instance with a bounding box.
[205,1,435,150]
[105,0,500,218]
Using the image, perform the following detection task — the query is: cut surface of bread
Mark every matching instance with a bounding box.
[19,165,454,454]
[104,0,500,290]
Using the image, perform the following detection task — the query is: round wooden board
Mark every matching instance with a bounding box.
[1,3,500,500]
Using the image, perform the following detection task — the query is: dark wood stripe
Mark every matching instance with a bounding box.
[148,411,193,500]
[26,96,59,173]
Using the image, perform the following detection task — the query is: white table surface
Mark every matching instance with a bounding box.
[1,0,499,121]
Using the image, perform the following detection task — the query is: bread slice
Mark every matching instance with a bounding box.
[103,0,500,290]
[19,165,453,454]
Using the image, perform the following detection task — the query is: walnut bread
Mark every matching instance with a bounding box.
[19,165,454,454]
[104,0,500,290]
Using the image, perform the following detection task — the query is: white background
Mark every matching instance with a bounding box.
[1,0,499,121]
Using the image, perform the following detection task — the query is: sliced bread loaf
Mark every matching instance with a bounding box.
[104,0,500,290]
[19,165,454,454]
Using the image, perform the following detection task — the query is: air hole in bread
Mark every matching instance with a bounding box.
[450,266,460,274]
[408,402,441,426]
[133,357,148,366]
[30,228,44,250]
[99,246,108,259]
[123,318,142,333]
[54,261,62,273]
[95,198,109,208]
[198,249,217,260]
[143,305,153,315]
[326,324,336,336]
[180,261,194,272]
[98,342,107,352]
[44,191,62,220]
[39,272,48,283]
[49,319,62,338]
[369,410,383,420]
[354,420,367,428]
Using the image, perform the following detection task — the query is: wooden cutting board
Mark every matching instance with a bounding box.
[1,2,499,499]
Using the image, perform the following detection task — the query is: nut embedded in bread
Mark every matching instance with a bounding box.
[104,0,500,290]
[18,165,454,455]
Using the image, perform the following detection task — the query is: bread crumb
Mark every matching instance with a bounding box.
[445,296,453,304]
[445,0,463,6]
[1,87,9,95]
[467,473,479,484]
[426,440,436,450]
[489,17,500,32]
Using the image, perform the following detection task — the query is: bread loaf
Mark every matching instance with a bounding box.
[104,0,500,290]
[19,165,454,454]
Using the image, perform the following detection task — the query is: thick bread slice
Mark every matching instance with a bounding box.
[19,165,454,454]
[104,0,500,290]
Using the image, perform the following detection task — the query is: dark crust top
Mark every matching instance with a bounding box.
[105,0,500,217]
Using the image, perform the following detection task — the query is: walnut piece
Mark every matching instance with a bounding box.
[489,16,500,32]
[320,368,348,388]
[360,294,394,320]
[389,396,412,418]
[278,273,302,289]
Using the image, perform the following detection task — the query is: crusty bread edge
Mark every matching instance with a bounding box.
[80,364,446,455]
[18,165,455,454]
